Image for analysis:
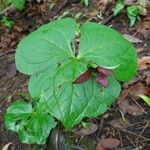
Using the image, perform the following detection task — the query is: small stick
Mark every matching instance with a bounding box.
[118,130,124,149]
[0,49,16,57]
[134,121,149,142]
[126,135,137,148]
[122,129,150,141]
[132,97,147,114]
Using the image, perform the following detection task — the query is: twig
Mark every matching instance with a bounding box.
[70,145,85,150]
[52,0,70,17]
[101,14,114,25]
[134,121,149,142]
[118,130,124,149]
[126,135,137,148]
[0,49,15,57]
[132,97,147,114]
[122,129,150,141]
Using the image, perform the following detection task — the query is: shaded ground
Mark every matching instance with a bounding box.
[0,0,150,150]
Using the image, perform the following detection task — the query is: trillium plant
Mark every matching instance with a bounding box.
[4,18,137,144]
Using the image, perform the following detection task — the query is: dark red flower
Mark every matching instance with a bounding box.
[73,66,113,87]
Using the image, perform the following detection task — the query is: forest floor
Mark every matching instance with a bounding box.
[0,0,150,150]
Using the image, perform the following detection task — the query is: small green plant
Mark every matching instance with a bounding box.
[114,0,148,26]
[4,18,137,144]
[83,0,89,6]
[4,0,26,10]
[1,16,14,28]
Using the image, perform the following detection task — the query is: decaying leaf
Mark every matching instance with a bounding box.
[138,56,150,70]
[110,118,130,129]
[6,63,17,78]
[118,90,145,116]
[72,123,98,136]
[137,15,150,39]
[125,0,137,5]
[97,138,120,150]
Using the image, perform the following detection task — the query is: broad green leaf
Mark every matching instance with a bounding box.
[4,100,56,144]
[29,60,121,129]
[78,22,137,82]
[4,100,33,132]
[18,112,56,144]
[138,95,150,106]
[114,0,125,16]
[15,18,76,75]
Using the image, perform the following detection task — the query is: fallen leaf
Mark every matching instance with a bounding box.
[6,63,17,78]
[138,56,150,70]
[2,142,14,150]
[143,70,150,85]
[118,90,145,116]
[125,0,137,5]
[137,15,150,39]
[97,138,120,150]
[123,34,143,43]
[136,47,144,52]
[72,122,98,136]
[110,118,130,129]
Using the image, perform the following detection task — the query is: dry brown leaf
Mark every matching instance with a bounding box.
[143,70,150,85]
[136,47,144,52]
[118,98,145,116]
[97,138,120,150]
[125,0,137,5]
[72,122,98,136]
[110,118,130,129]
[137,15,150,39]
[123,34,143,43]
[6,63,17,78]
[138,56,150,70]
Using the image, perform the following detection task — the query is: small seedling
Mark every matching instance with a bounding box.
[1,16,14,28]
[83,0,89,6]
[114,0,148,26]
[4,18,137,144]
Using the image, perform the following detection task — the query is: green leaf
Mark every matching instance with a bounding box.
[4,100,56,144]
[5,0,12,6]
[127,5,141,26]
[78,22,137,82]
[83,0,89,6]
[4,100,33,132]
[18,112,56,144]
[29,60,121,129]
[15,18,76,75]
[13,0,26,10]
[138,95,150,106]
[4,0,26,10]
[114,0,125,16]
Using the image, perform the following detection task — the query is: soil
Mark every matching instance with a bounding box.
[0,0,150,150]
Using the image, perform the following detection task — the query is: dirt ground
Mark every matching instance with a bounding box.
[0,0,150,150]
